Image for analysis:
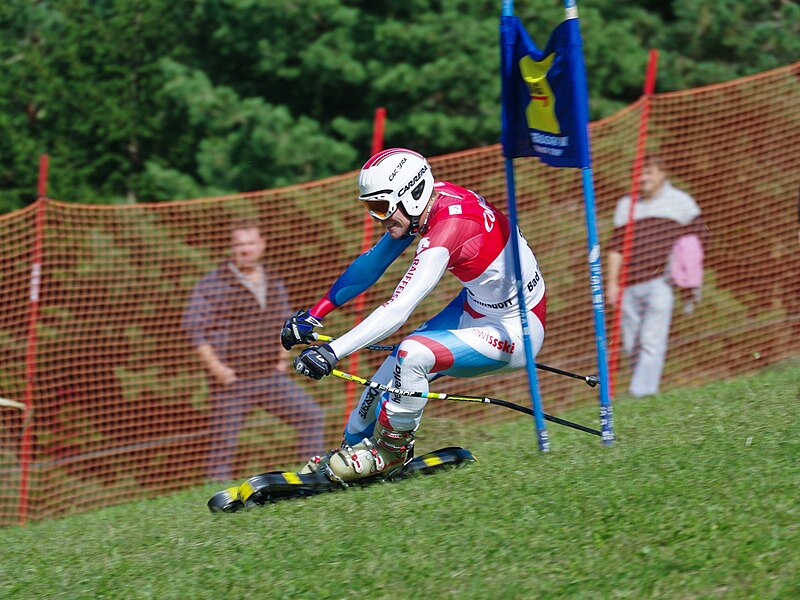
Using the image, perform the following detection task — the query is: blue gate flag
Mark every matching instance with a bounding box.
[500,16,591,168]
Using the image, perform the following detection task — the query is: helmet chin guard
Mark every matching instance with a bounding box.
[358,149,435,227]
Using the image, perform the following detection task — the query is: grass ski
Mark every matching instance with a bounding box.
[207,446,476,513]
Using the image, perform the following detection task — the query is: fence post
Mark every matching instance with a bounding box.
[18,154,48,525]
[341,108,386,428]
[608,49,659,395]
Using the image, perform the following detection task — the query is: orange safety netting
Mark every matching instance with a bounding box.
[1,63,798,524]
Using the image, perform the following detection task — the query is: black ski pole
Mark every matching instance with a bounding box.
[330,369,602,438]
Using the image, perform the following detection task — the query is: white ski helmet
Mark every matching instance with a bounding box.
[358,148,435,223]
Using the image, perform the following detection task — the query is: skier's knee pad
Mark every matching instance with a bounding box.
[395,338,437,378]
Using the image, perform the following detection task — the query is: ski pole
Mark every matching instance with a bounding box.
[330,368,602,438]
[314,334,599,388]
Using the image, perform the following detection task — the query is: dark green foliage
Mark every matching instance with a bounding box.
[1,0,797,210]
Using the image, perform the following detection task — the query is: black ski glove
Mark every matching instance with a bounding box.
[294,344,337,380]
[281,309,322,350]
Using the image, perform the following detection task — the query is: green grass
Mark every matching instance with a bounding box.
[2,363,798,599]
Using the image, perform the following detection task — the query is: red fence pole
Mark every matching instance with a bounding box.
[37,154,49,198]
[342,108,386,427]
[608,50,659,395]
[18,154,49,524]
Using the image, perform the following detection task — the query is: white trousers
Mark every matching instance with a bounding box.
[621,277,674,397]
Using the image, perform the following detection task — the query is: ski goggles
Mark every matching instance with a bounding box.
[361,198,396,221]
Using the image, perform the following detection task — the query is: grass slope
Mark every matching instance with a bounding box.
[2,364,798,599]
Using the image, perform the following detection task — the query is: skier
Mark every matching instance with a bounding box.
[281,148,546,483]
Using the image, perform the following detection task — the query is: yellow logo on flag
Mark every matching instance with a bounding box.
[519,53,560,134]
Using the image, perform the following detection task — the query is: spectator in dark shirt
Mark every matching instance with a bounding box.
[607,155,703,397]
[183,218,324,482]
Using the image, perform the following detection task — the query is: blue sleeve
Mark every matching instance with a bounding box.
[327,233,414,307]
[183,275,214,347]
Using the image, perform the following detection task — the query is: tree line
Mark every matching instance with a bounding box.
[1,0,797,212]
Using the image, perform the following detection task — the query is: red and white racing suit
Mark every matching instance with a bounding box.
[310,182,545,441]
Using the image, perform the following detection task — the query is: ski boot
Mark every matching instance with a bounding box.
[299,446,340,475]
[323,422,415,484]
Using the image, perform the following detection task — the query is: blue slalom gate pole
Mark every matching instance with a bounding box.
[502,0,549,452]
[581,166,614,444]
[565,0,614,444]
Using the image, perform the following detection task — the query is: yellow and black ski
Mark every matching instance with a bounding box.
[207,446,476,513]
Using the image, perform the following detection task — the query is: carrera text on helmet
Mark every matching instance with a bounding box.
[398,165,429,198]
[388,157,407,182]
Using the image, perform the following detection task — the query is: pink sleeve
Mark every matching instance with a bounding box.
[670,234,704,288]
